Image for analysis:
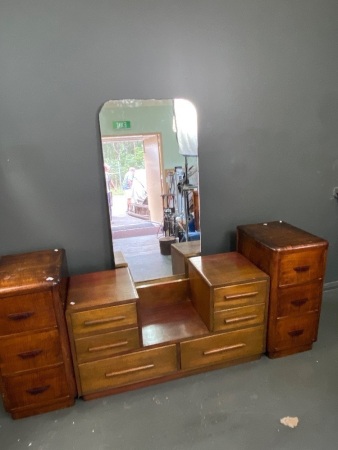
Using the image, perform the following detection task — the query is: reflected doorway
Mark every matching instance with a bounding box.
[102,133,174,281]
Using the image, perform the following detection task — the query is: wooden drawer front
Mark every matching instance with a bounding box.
[75,327,140,364]
[214,281,267,310]
[273,313,319,351]
[79,344,177,394]
[71,303,137,337]
[277,281,323,318]
[214,304,265,332]
[0,292,56,336]
[0,329,62,375]
[180,326,264,371]
[278,248,325,286]
[3,365,69,409]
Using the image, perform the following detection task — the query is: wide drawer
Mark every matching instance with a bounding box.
[71,303,138,337]
[180,326,265,371]
[0,291,56,336]
[213,304,265,332]
[272,313,319,352]
[278,248,326,286]
[277,281,323,318]
[2,365,70,409]
[79,344,177,394]
[0,329,63,375]
[214,281,268,310]
[75,327,140,363]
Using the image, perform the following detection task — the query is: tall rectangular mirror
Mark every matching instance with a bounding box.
[99,99,199,282]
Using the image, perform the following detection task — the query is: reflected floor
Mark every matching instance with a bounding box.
[112,234,173,282]
[110,199,173,281]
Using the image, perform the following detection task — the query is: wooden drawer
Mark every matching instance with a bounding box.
[180,326,265,371]
[0,292,56,336]
[70,303,138,337]
[278,248,325,286]
[214,281,267,310]
[75,327,140,363]
[0,329,63,375]
[277,281,323,318]
[79,344,177,394]
[273,313,319,351]
[2,365,70,409]
[213,304,265,332]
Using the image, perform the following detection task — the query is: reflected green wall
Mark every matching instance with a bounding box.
[99,100,185,169]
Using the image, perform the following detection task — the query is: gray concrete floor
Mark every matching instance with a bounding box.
[2,288,338,449]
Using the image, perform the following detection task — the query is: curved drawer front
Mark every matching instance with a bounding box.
[71,303,137,337]
[0,292,56,336]
[273,313,319,352]
[213,304,265,332]
[180,326,264,371]
[75,327,140,363]
[277,281,323,318]
[213,281,267,310]
[278,248,326,287]
[0,329,63,375]
[79,344,177,394]
[3,365,69,409]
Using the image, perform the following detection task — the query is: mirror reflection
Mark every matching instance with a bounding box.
[99,99,200,282]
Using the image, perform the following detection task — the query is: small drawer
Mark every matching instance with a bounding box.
[213,304,265,332]
[71,303,138,337]
[278,248,326,286]
[272,313,319,352]
[3,365,70,409]
[79,344,177,394]
[75,327,140,363]
[0,292,56,337]
[0,329,63,375]
[180,326,265,371]
[214,281,267,310]
[277,281,323,318]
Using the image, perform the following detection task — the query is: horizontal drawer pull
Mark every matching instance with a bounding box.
[223,291,259,300]
[288,329,304,337]
[7,311,35,321]
[88,341,129,353]
[106,363,155,378]
[26,385,50,395]
[84,316,126,326]
[18,349,43,359]
[203,343,245,356]
[224,314,257,324]
[293,265,310,273]
[291,298,308,307]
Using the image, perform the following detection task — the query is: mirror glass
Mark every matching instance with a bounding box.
[99,99,200,282]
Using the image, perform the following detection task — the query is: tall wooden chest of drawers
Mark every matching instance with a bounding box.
[188,252,270,364]
[0,249,76,419]
[237,221,328,358]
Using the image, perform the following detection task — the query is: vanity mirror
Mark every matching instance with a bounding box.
[99,99,200,282]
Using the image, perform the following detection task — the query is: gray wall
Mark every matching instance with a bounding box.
[1,1,338,282]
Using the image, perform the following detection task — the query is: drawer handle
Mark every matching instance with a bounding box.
[203,343,245,356]
[106,363,155,378]
[224,314,257,324]
[293,265,310,273]
[291,298,308,307]
[7,311,34,321]
[26,385,50,395]
[84,316,126,326]
[224,291,259,300]
[288,329,304,337]
[88,341,129,353]
[18,349,43,359]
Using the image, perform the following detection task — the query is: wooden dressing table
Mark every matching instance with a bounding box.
[65,252,269,400]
